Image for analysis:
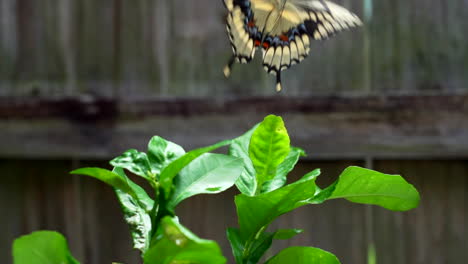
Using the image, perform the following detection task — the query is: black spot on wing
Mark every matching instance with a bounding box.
[304,20,319,36]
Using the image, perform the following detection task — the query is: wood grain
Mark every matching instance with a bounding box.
[2,159,465,263]
[1,0,468,96]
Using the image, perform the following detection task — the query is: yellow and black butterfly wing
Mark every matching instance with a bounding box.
[224,0,362,91]
[224,0,264,77]
[260,0,362,91]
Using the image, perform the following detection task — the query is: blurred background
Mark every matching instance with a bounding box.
[0,0,467,263]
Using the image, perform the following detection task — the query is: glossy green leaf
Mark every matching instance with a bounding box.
[113,168,153,253]
[273,228,304,240]
[242,228,304,263]
[227,228,275,264]
[227,227,304,264]
[226,228,245,264]
[244,231,275,264]
[249,115,290,191]
[160,140,231,199]
[70,167,138,200]
[110,149,152,180]
[72,167,154,252]
[168,153,243,209]
[265,247,341,264]
[13,231,79,264]
[229,126,258,196]
[261,147,305,193]
[236,172,318,240]
[143,217,226,264]
[147,136,185,175]
[326,166,420,211]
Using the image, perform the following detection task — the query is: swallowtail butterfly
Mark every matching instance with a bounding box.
[223,0,362,91]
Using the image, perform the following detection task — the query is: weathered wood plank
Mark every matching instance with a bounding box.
[3,0,468,96]
[1,159,466,263]
[1,94,468,159]
[370,0,468,93]
[76,0,116,96]
[373,160,468,264]
[0,160,25,264]
[0,0,18,96]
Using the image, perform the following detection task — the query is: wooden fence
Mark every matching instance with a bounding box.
[1,159,467,264]
[1,0,468,263]
[0,0,467,96]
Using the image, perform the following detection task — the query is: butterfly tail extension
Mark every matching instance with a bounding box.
[224,56,236,78]
[276,71,282,92]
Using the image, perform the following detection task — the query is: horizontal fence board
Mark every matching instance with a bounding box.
[1,94,468,159]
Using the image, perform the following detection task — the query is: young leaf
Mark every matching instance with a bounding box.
[13,231,79,264]
[227,227,276,264]
[70,167,138,200]
[261,147,306,193]
[110,149,152,180]
[167,153,243,209]
[147,136,185,175]
[243,229,304,263]
[235,172,318,240]
[226,228,245,264]
[326,166,420,211]
[113,168,153,253]
[273,229,304,240]
[265,246,341,264]
[229,125,258,196]
[143,216,226,264]
[227,228,304,264]
[159,140,231,199]
[249,115,290,191]
[244,231,275,264]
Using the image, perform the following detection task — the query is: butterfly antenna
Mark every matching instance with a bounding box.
[223,56,235,78]
[276,72,282,92]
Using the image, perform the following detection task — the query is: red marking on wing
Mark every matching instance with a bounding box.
[254,40,261,47]
[262,42,270,49]
[280,34,289,42]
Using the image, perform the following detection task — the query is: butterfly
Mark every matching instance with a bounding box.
[223,0,362,92]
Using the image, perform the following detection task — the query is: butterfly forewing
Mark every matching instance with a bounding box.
[224,0,362,91]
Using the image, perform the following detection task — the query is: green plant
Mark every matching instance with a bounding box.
[12,115,420,264]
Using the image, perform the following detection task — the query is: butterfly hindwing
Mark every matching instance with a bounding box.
[224,0,362,91]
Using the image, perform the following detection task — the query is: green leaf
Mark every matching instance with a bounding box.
[143,217,226,264]
[261,147,305,193]
[226,228,245,264]
[227,228,275,264]
[326,166,420,211]
[235,172,318,240]
[265,247,341,264]
[70,167,138,200]
[72,167,154,252]
[229,125,258,196]
[113,168,153,253]
[244,231,275,264]
[168,153,243,209]
[147,136,185,175]
[273,228,304,240]
[160,140,231,199]
[227,227,304,264]
[13,231,79,264]
[110,149,152,180]
[249,115,290,191]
